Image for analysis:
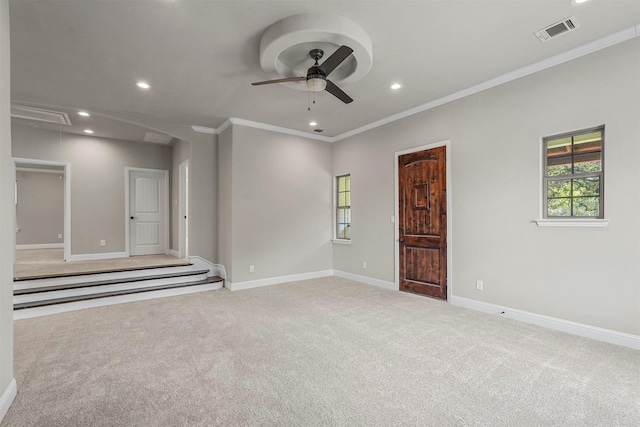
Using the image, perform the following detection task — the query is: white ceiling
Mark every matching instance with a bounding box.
[8,0,640,142]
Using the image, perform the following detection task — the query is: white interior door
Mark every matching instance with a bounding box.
[129,169,168,256]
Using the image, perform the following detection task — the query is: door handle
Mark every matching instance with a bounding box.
[398,238,405,242]
[130,216,136,220]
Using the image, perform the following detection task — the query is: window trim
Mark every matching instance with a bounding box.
[537,125,608,227]
[334,174,351,242]
[534,218,609,228]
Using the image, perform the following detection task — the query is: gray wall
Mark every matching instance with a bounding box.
[0,0,15,417]
[12,125,172,255]
[76,114,219,263]
[189,134,218,263]
[332,38,640,335]
[15,169,64,245]
[220,125,333,284]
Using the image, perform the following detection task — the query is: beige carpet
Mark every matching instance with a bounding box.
[3,277,639,426]
[14,249,189,280]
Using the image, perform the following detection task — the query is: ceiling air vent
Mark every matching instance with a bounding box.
[143,131,174,145]
[11,105,72,125]
[535,17,579,42]
[313,129,325,133]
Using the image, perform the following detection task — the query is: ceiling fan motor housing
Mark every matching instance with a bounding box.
[307,49,327,91]
[309,48,324,62]
[307,72,327,92]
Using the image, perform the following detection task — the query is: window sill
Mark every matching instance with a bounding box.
[534,218,609,228]
[332,239,352,245]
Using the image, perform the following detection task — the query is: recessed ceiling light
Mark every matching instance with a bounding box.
[390,83,402,90]
[83,129,94,134]
[78,111,90,117]
[571,0,589,5]
[136,81,150,89]
[309,121,318,127]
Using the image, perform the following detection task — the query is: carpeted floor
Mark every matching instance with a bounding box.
[13,249,189,280]
[3,277,639,426]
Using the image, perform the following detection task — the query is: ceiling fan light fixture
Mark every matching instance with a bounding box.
[307,77,327,92]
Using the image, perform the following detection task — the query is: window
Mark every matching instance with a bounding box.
[336,174,351,240]
[543,126,604,219]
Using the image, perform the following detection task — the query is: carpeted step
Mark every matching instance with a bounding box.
[14,276,224,310]
[14,261,194,282]
[14,269,211,295]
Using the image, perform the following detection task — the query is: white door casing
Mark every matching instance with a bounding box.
[12,158,71,262]
[126,168,169,256]
[394,140,453,301]
[178,160,189,259]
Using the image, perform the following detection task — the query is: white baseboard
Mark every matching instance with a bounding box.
[67,251,128,262]
[177,265,639,350]
[451,296,640,350]
[226,270,333,291]
[333,270,397,291]
[16,243,63,250]
[189,256,226,279]
[0,378,17,423]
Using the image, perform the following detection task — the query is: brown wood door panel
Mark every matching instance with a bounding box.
[398,146,447,300]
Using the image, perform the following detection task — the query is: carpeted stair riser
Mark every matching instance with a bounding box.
[13,266,223,310]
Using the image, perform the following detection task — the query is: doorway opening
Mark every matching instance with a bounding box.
[13,158,71,263]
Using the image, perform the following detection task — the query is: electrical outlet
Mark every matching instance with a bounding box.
[362,261,367,269]
[58,234,62,239]
[100,240,106,247]
[476,280,484,291]
[249,265,255,273]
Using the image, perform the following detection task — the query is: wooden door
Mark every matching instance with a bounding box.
[398,146,447,299]
[129,169,167,256]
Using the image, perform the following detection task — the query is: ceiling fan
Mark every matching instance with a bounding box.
[251,45,354,104]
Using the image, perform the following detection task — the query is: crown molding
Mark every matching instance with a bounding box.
[191,125,217,134]
[192,118,333,142]
[228,118,334,142]
[217,119,233,134]
[332,25,639,142]
[192,25,639,144]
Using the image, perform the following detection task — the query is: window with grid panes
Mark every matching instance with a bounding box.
[543,126,604,218]
[336,175,351,239]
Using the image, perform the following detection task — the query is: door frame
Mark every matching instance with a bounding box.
[178,160,189,259]
[12,157,72,262]
[124,167,169,257]
[394,140,453,301]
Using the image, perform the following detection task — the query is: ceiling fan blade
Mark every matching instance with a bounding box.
[317,45,353,76]
[325,80,353,104]
[251,76,305,86]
